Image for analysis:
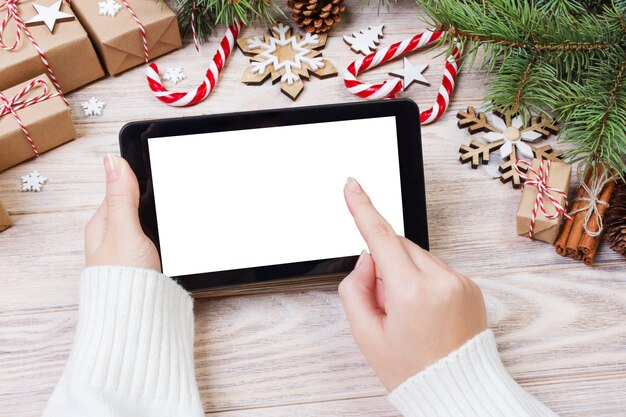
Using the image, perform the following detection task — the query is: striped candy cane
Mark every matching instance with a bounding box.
[344,30,460,125]
[146,20,241,107]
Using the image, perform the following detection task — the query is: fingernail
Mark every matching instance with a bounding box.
[355,250,367,269]
[346,177,363,193]
[104,154,119,181]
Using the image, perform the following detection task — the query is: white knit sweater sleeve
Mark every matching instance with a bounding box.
[42,266,204,417]
[389,329,559,417]
[42,266,557,417]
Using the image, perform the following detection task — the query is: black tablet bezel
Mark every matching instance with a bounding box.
[119,99,428,291]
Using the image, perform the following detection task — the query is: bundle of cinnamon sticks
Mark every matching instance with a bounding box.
[555,166,617,265]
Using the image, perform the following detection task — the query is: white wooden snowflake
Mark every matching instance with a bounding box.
[163,67,186,84]
[21,170,47,192]
[82,97,105,116]
[98,0,121,17]
[237,22,337,101]
[343,25,384,55]
[482,113,544,159]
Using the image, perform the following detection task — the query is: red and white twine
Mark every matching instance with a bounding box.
[121,0,149,63]
[514,159,572,239]
[146,19,241,107]
[0,0,67,104]
[0,78,61,156]
[344,30,460,124]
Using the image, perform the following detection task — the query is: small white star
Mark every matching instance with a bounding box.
[82,97,105,116]
[25,1,75,33]
[389,58,429,90]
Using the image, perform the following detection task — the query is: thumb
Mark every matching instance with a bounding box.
[338,251,384,340]
[103,154,142,236]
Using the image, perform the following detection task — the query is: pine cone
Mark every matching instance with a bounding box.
[605,180,626,257]
[288,0,346,34]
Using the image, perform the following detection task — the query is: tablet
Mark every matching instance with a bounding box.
[119,99,428,292]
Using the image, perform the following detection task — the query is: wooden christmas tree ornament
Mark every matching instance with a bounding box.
[343,25,384,55]
[237,22,337,101]
[289,0,346,34]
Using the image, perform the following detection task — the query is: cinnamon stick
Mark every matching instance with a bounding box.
[555,170,591,256]
[564,168,599,259]
[578,178,617,266]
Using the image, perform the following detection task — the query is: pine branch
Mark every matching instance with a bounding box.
[421,0,626,176]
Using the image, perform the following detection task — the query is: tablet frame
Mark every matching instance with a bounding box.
[119,99,428,292]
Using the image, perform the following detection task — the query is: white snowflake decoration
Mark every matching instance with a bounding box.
[98,0,121,17]
[343,25,384,55]
[21,171,47,192]
[482,114,543,159]
[82,97,105,116]
[163,67,186,84]
[247,23,325,85]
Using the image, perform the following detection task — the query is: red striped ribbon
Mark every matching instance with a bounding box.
[514,159,572,239]
[0,78,61,156]
[0,0,67,105]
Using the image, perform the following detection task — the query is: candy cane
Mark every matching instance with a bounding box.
[146,20,241,107]
[344,30,460,125]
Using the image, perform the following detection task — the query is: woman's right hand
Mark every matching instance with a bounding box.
[338,177,488,391]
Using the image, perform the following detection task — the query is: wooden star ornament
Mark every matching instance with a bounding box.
[237,22,337,101]
[389,58,429,89]
[25,0,74,33]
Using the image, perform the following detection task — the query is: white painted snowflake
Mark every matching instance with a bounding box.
[98,0,121,17]
[238,22,337,100]
[163,67,186,84]
[248,23,324,85]
[82,97,105,116]
[482,114,543,159]
[21,170,47,192]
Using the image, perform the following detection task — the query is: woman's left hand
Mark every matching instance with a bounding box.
[85,154,161,271]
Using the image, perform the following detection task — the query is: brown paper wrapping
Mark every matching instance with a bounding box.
[0,74,77,172]
[0,200,11,233]
[0,0,105,92]
[69,0,182,75]
[516,159,572,244]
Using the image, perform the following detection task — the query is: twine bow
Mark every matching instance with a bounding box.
[0,0,67,104]
[0,78,61,156]
[0,0,23,51]
[515,159,572,239]
[570,165,615,237]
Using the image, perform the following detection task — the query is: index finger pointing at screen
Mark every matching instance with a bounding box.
[344,177,418,282]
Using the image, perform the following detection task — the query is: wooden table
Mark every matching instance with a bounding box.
[1,2,625,416]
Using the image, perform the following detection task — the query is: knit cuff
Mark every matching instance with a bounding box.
[43,266,203,417]
[389,330,558,417]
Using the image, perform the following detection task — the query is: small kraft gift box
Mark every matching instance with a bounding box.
[0,73,76,172]
[0,0,105,93]
[516,158,572,244]
[69,0,182,75]
[0,200,11,233]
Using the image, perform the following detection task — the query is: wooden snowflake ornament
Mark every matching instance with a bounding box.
[457,106,560,188]
[237,22,337,101]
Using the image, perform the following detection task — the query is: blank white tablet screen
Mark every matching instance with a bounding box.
[148,116,404,277]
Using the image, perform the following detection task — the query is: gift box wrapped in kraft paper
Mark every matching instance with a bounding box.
[0,0,104,93]
[69,0,182,75]
[516,158,572,244]
[0,200,11,233]
[0,74,76,173]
